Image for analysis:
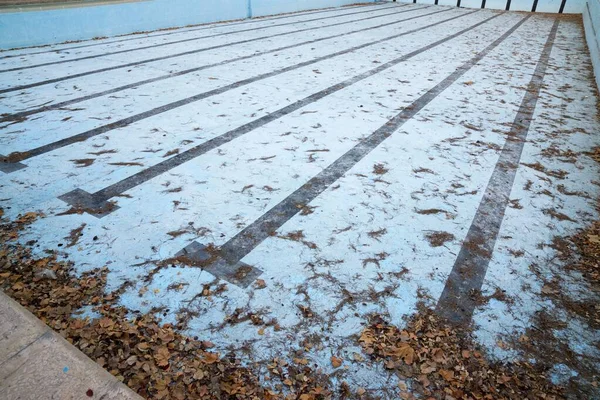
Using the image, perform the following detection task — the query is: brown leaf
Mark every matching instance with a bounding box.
[588,234,600,243]
[432,348,444,363]
[394,344,415,365]
[193,369,205,380]
[420,363,437,374]
[254,279,267,289]
[418,374,431,387]
[331,356,343,368]
[154,346,170,367]
[203,352,219,364]
[541,284,558,295]
[98,317,114,329]
[137,342,149,351]
[158,330,174,343]
[439,369,454,382]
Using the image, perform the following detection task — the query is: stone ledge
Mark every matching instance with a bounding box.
[0,291,142,400]
[0,0,145,13]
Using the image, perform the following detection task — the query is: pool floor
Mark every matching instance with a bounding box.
[1,2,599,392]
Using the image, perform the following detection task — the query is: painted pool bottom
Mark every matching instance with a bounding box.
[0,3,599,392]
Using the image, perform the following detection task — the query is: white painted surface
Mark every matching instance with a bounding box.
[0,4,599,392]
[472,18,600,359]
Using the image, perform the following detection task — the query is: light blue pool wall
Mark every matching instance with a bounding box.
[584,0,600,90]
[0,0,377,49]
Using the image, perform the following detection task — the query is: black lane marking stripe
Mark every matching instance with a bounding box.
[1,6,428,121]
[558,0,567,13]
[0,5,416,95]
[0,4,404,74]
[59,9,493,212]
[3,8,463,165]
[0,3,382,60]
[180,14,530,286]
[173,242,262,288]
[435,19,559,325]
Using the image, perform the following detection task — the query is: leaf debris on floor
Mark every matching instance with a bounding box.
[2,207,595,399]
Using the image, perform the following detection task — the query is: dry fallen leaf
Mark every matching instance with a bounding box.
[439,369,454,382]
[541,284,558,295]
[394,343,415,365]
[588,234,600,243]
[154,346,170,367]
[432,348,444,363]
[331,356,343,368]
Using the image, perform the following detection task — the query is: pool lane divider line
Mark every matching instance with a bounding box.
[177,13,531,288]
[435,19,559,325]
[54,10,496,219]
[1,7,466,172]
[0,4,425,121]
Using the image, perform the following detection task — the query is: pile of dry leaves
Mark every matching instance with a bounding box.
[559,146,600,287]
[359,308,564,400]
[568,220,600,285]
[542,219,600,332]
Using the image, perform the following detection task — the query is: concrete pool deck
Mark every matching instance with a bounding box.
[1,1,599,393]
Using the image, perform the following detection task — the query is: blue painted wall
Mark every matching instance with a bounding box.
[584,0,600,89]
[0,0,374,49]
[0,0,593,50]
